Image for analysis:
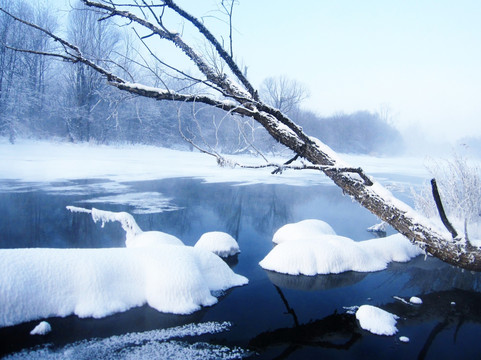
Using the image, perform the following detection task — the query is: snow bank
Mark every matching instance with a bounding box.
[0,140,432,190]
[272,219,336,244]
[30,321,51,336]
[0,246,247,327]
[194,232,240,257]
[356,305,399,336]
[260,220,423,275]
[8,321,250,359]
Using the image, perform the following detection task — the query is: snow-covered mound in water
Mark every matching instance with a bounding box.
[355,305,399,336]
[194,231,240,257]
[260,219,423,275]
[272,219,336,244]
[0,245,247,328]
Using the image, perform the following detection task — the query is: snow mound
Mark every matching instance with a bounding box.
[194,232,240,257]
[30,321,51,336]
[410,296,423,304]
[8,322,250,359]
[356,305,399,336]
[0,246,248,327]
[260,232,423,275]
[272,219,336,244]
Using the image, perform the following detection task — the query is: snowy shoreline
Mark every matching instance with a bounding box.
[0,139,430,188]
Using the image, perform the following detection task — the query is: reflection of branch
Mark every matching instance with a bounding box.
[274,286,299,327]
[417,320,448,360]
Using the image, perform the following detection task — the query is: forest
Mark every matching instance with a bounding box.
[0,0,407,156]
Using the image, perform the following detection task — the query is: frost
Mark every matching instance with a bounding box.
[7,322,250,359]
[30,321,51,336]
[194,232,240,257]
[356,305,399,336]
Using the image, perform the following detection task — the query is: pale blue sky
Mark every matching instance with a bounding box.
[50,0,481,141]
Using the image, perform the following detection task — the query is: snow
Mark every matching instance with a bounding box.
[0,206,247,327]
[0,140,432,191]
[399,336,410,343]
[367,221,387,233]
[272,219,336,244]
[8,321,250,359]
[260,220,423,275]
[67,206,184,247]
[194,232,240,257]
[410,296,423,304]
[355,305,399,336]
[0,246,247,327]
[30,321,51,336]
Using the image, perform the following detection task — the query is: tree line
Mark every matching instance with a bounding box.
[0,1,403,156]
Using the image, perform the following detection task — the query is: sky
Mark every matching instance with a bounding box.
[50,0,481,142]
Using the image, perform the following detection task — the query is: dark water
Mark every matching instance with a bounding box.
[1,177,481,359]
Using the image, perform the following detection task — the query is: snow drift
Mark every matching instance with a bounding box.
[260,219,423,275]
[0,246,247,327]
[0,208,248,328]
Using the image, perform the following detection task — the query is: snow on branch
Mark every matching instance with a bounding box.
[67,206,142,238]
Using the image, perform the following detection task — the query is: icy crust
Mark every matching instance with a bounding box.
[8,322,250,360]
[272,219,336,244]
[260,220,423,275]
[194,232,240,257]
[356,305,399,336]
[0,246,248,327]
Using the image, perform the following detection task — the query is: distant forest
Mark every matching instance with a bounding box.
[1,0,406,155]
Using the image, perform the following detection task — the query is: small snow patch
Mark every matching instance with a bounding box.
[409,296,423,305]
[30,321,51,336]
[356,305,399,336]
[399,336,410,343]
[343,305,359,315]
[194,232,240,257]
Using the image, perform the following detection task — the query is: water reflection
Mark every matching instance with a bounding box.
[265,270,368,291]
[249,287,481,360]
[2,177,481,359]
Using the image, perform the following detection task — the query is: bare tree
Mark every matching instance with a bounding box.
[0,1,57,142]
[260,76,309,115]
[2,0,481,270]
[63,1,121,142]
